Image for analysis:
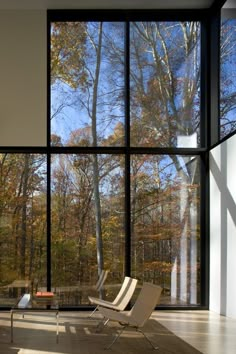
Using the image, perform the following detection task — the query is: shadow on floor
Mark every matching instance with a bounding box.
[0,314,202,354]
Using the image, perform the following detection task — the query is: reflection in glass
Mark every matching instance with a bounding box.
[130,22,201,147]
[51,22,125,147]
[131,155,200,305]
[220,12,236,139]
[51,154,125,305]
[0,154,47,306]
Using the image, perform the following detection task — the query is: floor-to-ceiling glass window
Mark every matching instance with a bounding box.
[0,11,206,308]
[50,20,126,305]
[49,13,202,307]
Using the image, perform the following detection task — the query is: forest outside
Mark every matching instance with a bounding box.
[0,151,200,306]
[50,20,202,306]
[1,16,236,307]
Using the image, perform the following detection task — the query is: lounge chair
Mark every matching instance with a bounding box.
[88,276,138,318]
[98,282,162,349]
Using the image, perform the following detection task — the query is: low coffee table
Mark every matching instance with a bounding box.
[10,293,59,343]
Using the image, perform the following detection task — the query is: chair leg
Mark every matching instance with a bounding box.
[96,317,109,333]
[88,305,98,318]
[104,325,127,350]
[137,328,159,350]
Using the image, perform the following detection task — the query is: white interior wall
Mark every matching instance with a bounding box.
[210,134,236,318]
[0,10,46,146]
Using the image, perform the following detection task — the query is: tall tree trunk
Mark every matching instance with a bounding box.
[29,193,34,280]
[20,154,30,278]
[91,22,104,278]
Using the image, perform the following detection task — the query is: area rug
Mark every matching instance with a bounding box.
[68,317,203,354]
[0,315,203,353]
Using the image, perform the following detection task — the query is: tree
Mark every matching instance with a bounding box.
[129,22,201,303]
[51,22,125,282]
[0,154,46,290]
[220,18,236,137]
[130,21,200,147]
[51,153,94,287]
[51,22,87,88]
[50,20,203,305]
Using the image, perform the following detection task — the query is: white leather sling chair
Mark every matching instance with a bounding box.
[98,282,162,350]
[88,276,138,318]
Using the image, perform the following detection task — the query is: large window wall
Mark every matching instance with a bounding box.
[49,12,203,307]
[0,10,210,309]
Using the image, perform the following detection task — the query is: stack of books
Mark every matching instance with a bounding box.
[35,291,54,298]
[35,291,55,303]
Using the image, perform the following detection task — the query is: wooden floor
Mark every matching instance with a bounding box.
[155,310,236,354]
[0,310,236,353]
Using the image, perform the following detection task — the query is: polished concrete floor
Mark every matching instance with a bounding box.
[0,310,236,353]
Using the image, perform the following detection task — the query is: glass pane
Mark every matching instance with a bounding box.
[130,22,201,148]
[51,22,125,147]
[131,155,200,305]
[51,154,125,306]
[0,154,47,306]
[220,9,236,139]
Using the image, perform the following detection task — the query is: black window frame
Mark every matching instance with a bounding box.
[1,6,227,310]
[47,9,212,310]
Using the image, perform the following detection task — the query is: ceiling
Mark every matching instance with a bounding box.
[0,0,220,10]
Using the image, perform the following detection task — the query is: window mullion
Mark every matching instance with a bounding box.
[125,21,131,276]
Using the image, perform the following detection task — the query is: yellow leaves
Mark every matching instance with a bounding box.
[51,22,88,89]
